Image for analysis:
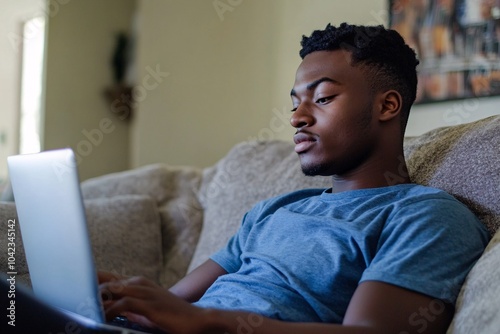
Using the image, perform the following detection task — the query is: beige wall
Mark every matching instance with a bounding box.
[406,96,500,136]
[43,0,135,180]
[8,0,497,182]
[0,0,45,183]
[131,0,387,169]
[132,0,500,167]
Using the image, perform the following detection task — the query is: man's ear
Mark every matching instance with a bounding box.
[377,90,402,122]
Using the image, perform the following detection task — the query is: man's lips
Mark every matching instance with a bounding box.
[293,132,317,153]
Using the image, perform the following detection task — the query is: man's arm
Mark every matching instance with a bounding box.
[100,277,453,334]
[168,259,228,302]
[342,281,453,333]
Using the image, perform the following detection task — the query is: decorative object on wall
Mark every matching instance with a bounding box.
[389,0,500,104]
[104,32,134,120]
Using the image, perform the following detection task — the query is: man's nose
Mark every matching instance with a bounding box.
[290,104,314,129]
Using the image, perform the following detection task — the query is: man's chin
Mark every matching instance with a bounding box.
[300,163,329,177]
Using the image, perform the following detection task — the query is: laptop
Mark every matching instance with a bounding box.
[7,148,164,334]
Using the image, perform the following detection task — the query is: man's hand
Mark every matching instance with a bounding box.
[97,260,228,333]
[98,272,216,334]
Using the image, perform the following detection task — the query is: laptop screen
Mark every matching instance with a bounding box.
[7,148,104,323]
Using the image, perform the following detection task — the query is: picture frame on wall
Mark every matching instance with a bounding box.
[389,0,500,104]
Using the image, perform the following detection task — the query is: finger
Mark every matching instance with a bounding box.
[104,297,177,333]
[97,271,123,284]
[123,276,159,288]
[100,280,130,302]
[100,275,158,302]
[101,282,159,303]
[122,311,158,329]
[104,296,155,322]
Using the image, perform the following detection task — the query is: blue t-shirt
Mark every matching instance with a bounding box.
[195,184,489,323]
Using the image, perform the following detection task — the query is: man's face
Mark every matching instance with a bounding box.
[290,50,378,176]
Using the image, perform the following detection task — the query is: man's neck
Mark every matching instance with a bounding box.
[330,152,412,193]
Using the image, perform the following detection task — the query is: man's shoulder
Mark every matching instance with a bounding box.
[389,184,465,207]
[386,184,489,239]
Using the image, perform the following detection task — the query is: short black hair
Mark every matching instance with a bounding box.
[300,23,419,134]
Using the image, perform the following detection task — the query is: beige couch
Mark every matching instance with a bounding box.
[1,115,499,333]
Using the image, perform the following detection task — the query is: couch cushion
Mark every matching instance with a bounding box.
[81,163,204,288]
[85,195,163,282]
[447,229,500,334]
[404,115,500,236]
[0,195,163,287]
[188,140,331,272]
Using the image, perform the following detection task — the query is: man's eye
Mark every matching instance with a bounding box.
[316,96,334,104]
[290,107,298,112]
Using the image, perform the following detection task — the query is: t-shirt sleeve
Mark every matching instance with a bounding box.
[361,197,490,304]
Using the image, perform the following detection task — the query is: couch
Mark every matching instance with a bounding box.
[1,115,499,333]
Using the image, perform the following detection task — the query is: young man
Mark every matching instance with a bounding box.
[100,23,489,334]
